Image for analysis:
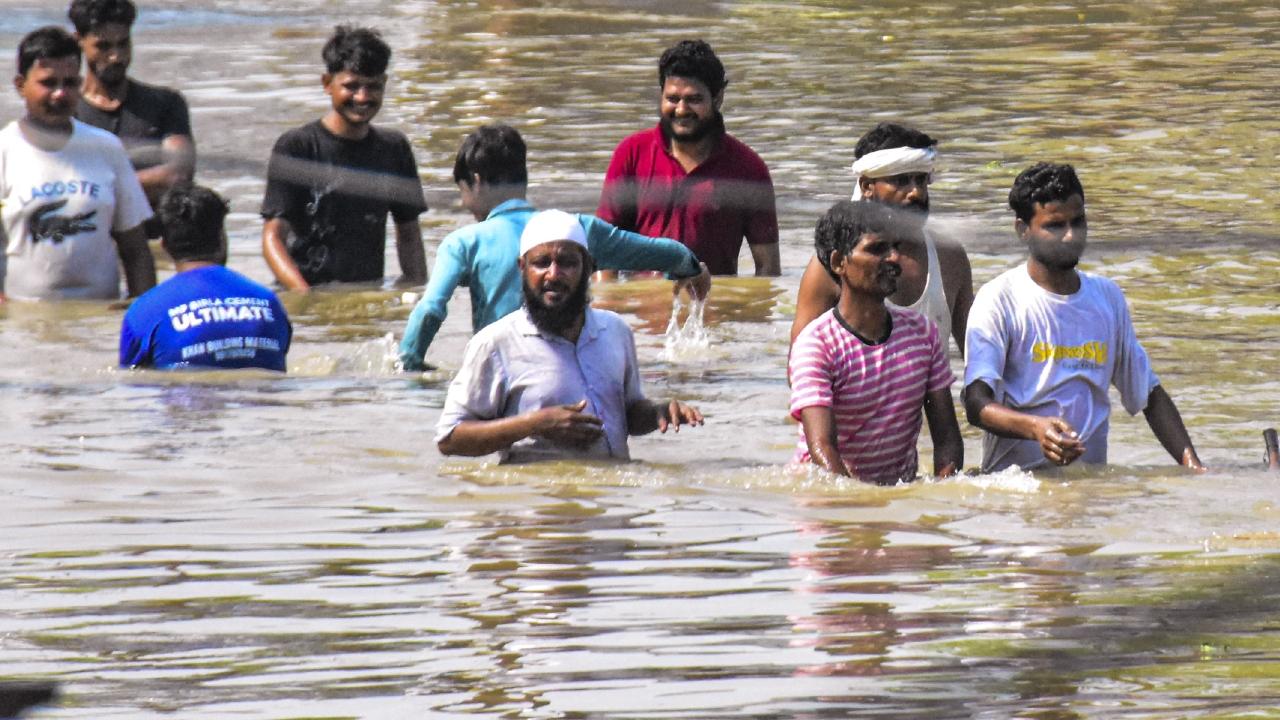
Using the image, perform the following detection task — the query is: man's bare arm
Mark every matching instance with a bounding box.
[439,400,604,456]
[923,387,963,476]
[749,242,781,277]
[790,256,840,344]
[262,217,310,293]
[963,380,1085,466]
[799,406,851,477]
[1143,385,1206,470]
[394,220,427,286]
[113,223,156,297]
[136,134,196,205]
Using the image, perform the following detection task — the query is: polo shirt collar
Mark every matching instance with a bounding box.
[487,198,536,220]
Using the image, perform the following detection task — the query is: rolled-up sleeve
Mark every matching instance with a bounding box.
[435,335,507,444]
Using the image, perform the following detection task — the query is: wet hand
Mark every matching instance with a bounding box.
[657,399,704,433]
[533,400,605,446]
[1035,417,1084,466]
[673,263,711,302]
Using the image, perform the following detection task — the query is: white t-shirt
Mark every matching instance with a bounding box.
[0,119,152,300]
[964,264,1160,472]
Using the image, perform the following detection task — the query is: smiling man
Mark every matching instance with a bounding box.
[436,209,703,463]
[260,25,426,292]
[597,39,779,276]
[0,25,154,302]
[963,162,1204,473]
[69,0,195,209]
[789,200,962,483]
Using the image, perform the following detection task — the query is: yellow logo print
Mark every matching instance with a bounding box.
[1031,341,1108,364]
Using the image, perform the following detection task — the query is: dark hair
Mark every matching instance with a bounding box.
[854,122,937,159]
[67,0,136,35]
[158,184,229,262]
[815,200,902,280]
[322,25,390,76]
[453,124,528,187]
[17,26,81,76]
[658,39,727,97]
[1008,162,1085,223]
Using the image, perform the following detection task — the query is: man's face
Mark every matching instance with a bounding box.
[323,70,385,127]
[832,231,902,299]
[15,56,81,127]
[659,75,721,143]
[860,171,930,216]
[520,241,591,333]
[79,23,131,87]
[1019,194,1088,271]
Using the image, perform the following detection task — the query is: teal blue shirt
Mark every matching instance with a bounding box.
[399,199,701,370]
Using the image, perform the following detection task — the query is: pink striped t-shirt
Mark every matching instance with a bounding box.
[789,305,954,483]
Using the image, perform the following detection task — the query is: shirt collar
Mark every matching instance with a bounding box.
[515,306,601,344]
[487,198,536,219]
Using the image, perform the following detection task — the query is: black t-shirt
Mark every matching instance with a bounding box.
[74,79,191,171]
[260,120,427,285]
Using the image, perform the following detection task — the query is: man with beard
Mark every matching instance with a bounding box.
[260,26,427,292]
[790,123,973,355]
[69,0,195,208]
[790,200,962,483]
[0,26,155,302]
[437,210,703,463]
[963,163,1204,473]
[399,123,710,372]
[597,39,779,276]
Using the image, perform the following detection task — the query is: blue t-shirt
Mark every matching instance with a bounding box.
[120,265,292,371]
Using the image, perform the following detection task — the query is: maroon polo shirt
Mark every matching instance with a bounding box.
[597,124,778,275]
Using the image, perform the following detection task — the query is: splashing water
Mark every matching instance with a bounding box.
[662,295,710,362]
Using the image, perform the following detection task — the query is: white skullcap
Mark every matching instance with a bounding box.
[519,209,589,258]
[850,146,938,196]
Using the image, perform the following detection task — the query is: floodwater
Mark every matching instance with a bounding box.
[2,0,1280,717]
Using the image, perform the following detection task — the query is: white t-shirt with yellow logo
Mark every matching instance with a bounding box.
[964,263,1159,472]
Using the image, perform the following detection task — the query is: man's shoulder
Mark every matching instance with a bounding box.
[368,124,412,148]
[126,79,187,107]
[588,307,631,334]
[718,131,771,175]
[271,120,326,151]
[70,118,124,146]
[610,125,664,158]
[1078,270,1128,305]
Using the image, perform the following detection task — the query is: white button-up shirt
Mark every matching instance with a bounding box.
[436,306,645,463]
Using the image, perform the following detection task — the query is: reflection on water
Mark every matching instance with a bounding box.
[2,0,1280,716]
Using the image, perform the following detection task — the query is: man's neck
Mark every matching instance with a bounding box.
[476,187,527,220]
[174,259,221,274]
[836,290,891,342]
[322,111,370,141]
[18,117,73,151]
[1027,259,1081,295]
[559,313,587,344]
[668,134,717,173]
[81,73,128,108]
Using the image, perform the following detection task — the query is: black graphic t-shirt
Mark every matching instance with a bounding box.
[260,120,427,285]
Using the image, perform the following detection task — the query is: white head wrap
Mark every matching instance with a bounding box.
[850,146,938,198]
[519,209,589,258]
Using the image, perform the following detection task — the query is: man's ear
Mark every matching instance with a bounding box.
[1014,218,1028,240]
[13,74,24,94]
[321,72,332,89]
[857,176,874,199]
[712,91,724,112]
[517,256,526,271]
[828,248,845,275]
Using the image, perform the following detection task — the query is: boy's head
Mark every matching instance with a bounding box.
[15,27,81,127]
[158,184,230,265]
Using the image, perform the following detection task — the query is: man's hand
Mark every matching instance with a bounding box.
[673,262,711,301]
[1034,417,1085,467]
[532,400,605,446]
[656,399,704,433]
